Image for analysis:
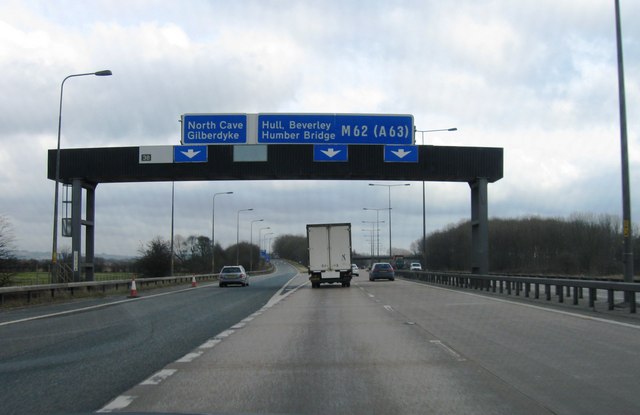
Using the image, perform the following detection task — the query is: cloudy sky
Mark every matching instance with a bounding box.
[0,0,638,258]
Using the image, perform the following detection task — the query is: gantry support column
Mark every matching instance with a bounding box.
[70,179,96,282]
[470,178,489,275]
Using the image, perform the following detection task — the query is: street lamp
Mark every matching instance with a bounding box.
[614,0,634,293]
[363,208,388,259]
[416,128,457,269]
[263,232,274,256]
[258,227,271,249]
[212,191,233,273]
[361,228,375,259]
[249,219,264,271]
[236,208,254,264]
[51,70,112,280]
[368,183,410,258]
[362,220,384,264]
[267,236,275,256]
[258,227,271,262]
[416,128,457,134]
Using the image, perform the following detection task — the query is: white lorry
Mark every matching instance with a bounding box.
[307,223,353,288]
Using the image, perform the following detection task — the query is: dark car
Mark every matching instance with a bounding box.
[369,262,395,281]
[219,265,249,287]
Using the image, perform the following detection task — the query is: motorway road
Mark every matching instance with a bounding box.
[101,271,640,415]
[0,260,298,415]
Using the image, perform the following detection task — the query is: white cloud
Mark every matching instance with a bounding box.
[0,0,638,258]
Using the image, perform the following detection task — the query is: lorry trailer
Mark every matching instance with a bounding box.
[307,223,353,288]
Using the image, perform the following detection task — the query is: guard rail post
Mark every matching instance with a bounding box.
[608,290,615,310]
[588,288,596,308]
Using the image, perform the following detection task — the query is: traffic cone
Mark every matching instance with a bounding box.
[191,276,197,288]
[128,277,139,298]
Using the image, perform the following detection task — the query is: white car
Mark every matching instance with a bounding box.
[219,265,249,287]
[351,264,359,276]
[410,262,422,271]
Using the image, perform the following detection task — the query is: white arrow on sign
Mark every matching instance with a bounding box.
[320,148,341,158]
[180,149,201,159]
[391,148,412,159]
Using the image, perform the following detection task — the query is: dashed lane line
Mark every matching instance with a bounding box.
[98,271,307,413]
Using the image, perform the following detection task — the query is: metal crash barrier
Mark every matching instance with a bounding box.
[0,266,274,305]
[397,270,639,314]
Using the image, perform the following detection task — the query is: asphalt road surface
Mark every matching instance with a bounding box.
[99,272,640,414]
[0,260,298,415]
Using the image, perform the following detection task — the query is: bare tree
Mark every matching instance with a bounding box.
[135,237,171,278]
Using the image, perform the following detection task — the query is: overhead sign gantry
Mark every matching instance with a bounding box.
[48,112,502,282]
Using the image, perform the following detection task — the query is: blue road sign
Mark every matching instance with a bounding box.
[182,114,247,145]
[174,145,208,163]
[384,145,418,163]
[258,113,413,145]
[313,144,349,162]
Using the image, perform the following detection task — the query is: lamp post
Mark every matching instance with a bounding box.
[263,232,274,256]
[258,226,271,262]
[51,70,112,280]
[249,219,264,271]
[614,0,634,295]
[362,220,384,263]
[170,182,175,276]
[416,128,457,268]
[369,183,410,258]
[363,208,388,259]
[267,236,274,256]
[211,191,233,273]
[361,228,374,259]
[236,208,253,264]
[362,222,376,259]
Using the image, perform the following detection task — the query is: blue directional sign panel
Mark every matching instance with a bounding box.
[182,114,247,145]
[313,145,349,162]
[174,145,208,163]
[258,114,413,145]
[384,145,419,163]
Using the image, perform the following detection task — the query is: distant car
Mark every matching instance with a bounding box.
[219,265,248,287]
[351,264,359,276]
[410,262,422,271]
[369,262,395,281]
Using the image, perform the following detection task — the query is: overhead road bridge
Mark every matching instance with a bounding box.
[47,144,503,281]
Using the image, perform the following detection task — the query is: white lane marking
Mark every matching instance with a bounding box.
[215,329,235,339]
[230,322,246,329]
[402,278,640,330]
[199,339,221,349]
[383,305,394,312]
[430,340,467,362]
[96,395,136,412]
[263,273,307,309]
[97,267,301,410]
[368,294,375,298]
[241,316,254,323]
[176,351,203,363]
[140,369,177,385]
[0,283,215,327]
